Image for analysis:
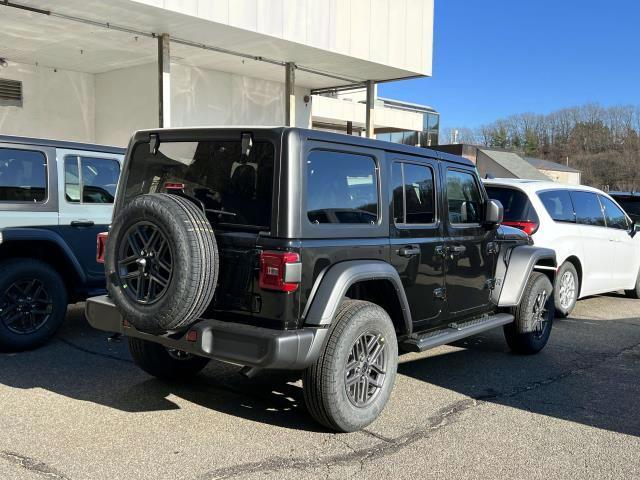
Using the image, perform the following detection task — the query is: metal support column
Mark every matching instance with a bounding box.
[346,121,353,135]
[158,33,171,128]
[285,62,296,127]
[365,80,375,138]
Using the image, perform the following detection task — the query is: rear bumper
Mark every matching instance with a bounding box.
[85,295,327,370]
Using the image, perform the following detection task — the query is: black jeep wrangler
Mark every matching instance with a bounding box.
[86,127,556,432]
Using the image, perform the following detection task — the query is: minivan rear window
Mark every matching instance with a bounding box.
[125,140,274,230]
[485,186,539,223]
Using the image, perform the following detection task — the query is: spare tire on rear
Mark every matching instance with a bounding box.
[105,193,219,333]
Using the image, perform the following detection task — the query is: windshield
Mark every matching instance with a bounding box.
[124,140,275,230]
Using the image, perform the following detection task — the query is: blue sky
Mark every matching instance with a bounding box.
[378,0,640,132]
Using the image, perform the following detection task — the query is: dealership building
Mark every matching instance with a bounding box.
[0,0,436,147]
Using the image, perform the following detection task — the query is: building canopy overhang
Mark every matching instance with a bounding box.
[1,0,428,89]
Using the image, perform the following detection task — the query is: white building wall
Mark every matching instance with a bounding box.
[0,61,95,143]
[95,63,158,146]
[95,62,312,146]
[171,63,310,128]
[131,0,434,75]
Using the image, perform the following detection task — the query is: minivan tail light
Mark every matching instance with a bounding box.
[259,251,301,292]
[96,232,108,264]
[503,220,539,236]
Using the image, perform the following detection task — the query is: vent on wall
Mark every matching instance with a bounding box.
[0,79,23,107]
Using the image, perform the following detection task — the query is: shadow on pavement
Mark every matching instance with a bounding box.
[0,305,324,432]
[0,305,639,436]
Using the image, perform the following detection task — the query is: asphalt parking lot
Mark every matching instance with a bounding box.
[0,295,639,480]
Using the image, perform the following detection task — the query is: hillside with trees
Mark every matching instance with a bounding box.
[445,104,640,191]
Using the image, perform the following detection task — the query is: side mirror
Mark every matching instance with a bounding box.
[630,222,640,238]
[485,199,503,227]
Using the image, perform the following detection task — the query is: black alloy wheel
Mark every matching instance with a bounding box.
[117,221,173,305]
[0,278,53,335]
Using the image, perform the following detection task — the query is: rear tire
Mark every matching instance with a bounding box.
[554,262,578,318]
[505,272,554,355]
[128,337,210,381]
[0,258,67,352]
[303,300,398,432]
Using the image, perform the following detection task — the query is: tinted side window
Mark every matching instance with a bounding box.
[392,162,435,224]
[570,191,605,227]
[65,156,121,204]
[538,190,575,223]
[0,147,47,202]
[599,195,629,230]
[446,169,482,224]
[307,150,378,224]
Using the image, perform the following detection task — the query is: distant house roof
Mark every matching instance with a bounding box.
[524,157,581,173]
[479,148,550,181]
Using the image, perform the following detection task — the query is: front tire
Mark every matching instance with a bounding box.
[303,300,398,432]
[505,272,554,355]
[128,337,210,381]
[624,269,640,299]
[0,258,68,351]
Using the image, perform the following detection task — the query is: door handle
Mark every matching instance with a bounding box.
[71,220,95,227]
[398,245,420,257]
[450,245,467,255]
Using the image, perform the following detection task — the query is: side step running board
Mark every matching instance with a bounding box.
[400,313,514,353]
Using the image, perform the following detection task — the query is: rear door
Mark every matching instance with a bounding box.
[389,156,445,330]
[56,148,123,286]
[443,168,496,316]
[120,136,277,319]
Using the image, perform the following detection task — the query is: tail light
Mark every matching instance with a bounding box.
[502,220,539,236]
[96,232,108,264]
[259,251,301,292]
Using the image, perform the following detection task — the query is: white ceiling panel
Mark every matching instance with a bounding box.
[0,0,424,88]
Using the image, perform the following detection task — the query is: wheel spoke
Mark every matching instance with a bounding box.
[346,374,360,386]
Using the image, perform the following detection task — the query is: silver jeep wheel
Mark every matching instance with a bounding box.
[344,332,387,407]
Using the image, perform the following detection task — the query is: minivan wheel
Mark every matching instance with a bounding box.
[128,337,210,381]
[554,262,578,318]
[0,258,68,351]
[303,300,398,432]
[505,272,554,355]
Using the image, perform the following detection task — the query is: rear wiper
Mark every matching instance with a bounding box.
[206,209,237,217]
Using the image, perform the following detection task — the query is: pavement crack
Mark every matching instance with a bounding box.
[0,451,71,479]
[195,398,477,479]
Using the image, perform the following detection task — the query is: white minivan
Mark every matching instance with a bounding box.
[485,178,640,317]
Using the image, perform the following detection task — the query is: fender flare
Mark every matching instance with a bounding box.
[498,245,556,307]
[303,260,412,334]
[0,227,87,283]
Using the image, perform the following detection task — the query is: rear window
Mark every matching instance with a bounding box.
[124,140,274,230]
[306,150,378,224]
[0,147,47,202]
[486,186,539,223]
[538,190,575,223]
